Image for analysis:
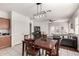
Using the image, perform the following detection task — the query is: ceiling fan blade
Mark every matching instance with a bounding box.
[47,10,52,12]
[49,19,56,22]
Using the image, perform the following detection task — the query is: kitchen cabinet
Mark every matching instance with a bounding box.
[0,36,11,49]
[0,18,10,29]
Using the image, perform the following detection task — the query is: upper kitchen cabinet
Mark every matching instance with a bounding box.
[0,18,10,29]
[0,10,10,29]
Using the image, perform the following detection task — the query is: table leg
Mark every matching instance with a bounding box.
[56,42,59,56]
[22,41,24,56]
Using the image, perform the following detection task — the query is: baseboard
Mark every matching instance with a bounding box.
[14,43,22,46]
[11,42,22,47]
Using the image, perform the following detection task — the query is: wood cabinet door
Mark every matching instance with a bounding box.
[0,36,11,49]
[0,18,9,29]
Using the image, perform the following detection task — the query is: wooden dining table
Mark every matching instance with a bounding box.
[34,39,58,56]
[22,38,58,56]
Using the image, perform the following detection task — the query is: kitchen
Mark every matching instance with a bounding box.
[0,17,11,49]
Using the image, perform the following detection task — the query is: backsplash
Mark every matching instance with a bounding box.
[0,29,9,35]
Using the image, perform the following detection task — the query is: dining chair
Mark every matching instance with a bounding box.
[26,39,40,56]
[41,34,47,41]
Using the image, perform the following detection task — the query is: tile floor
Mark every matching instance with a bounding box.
[0,44,79,56]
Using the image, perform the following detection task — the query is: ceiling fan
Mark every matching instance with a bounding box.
[41,10,52,14]
[48,19,56,23]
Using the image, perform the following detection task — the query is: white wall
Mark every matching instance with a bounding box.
[0,10,10,19]
[25,18,34,35]
[74,8,79,51]
[11,11,30,46]
[33,20,48,35]
[76,9,79,51]
[24,17,30,35]
[33,20,68,36]
[70,8,79,51]
[50,22,68,35]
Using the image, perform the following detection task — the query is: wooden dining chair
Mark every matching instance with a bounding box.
[24,35,28,40]
[26,39,40,56]
[41,34,47,41]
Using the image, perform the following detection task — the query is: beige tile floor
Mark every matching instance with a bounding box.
[0,44,79,56]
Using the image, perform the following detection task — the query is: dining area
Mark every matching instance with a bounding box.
[22,34,61,56]
[0,3,79,57]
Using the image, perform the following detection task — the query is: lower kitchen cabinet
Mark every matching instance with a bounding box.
[0,36,11,49]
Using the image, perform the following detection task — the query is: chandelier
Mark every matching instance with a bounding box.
[33,3,46,19]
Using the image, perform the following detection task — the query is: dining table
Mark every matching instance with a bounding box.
[34,39,58,56]
[22,38,58,56]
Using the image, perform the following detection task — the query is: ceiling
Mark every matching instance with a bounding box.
[0,3,78,22]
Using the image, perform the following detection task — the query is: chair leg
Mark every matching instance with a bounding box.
[25,44,28,56]
[22,41,24,56]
